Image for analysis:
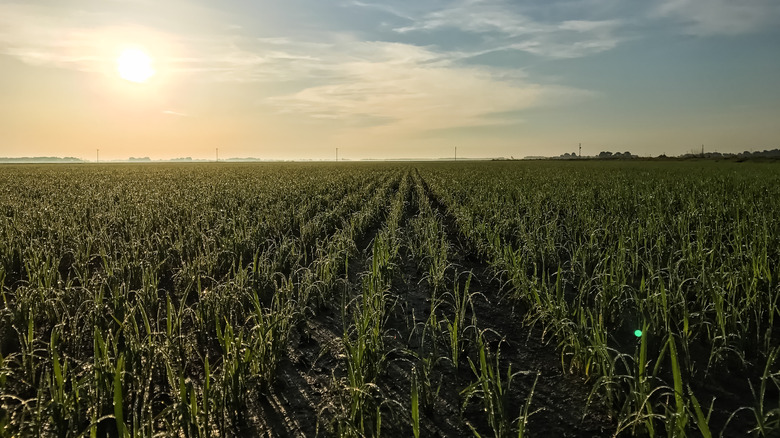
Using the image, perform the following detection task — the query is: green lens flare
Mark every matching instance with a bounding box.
[634,329,643,337]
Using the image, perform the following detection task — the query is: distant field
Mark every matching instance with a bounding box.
[0,161,778,437]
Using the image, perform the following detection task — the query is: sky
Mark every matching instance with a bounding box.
[1,0,779,160]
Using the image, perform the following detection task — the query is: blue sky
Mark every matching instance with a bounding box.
[1,0,779,159]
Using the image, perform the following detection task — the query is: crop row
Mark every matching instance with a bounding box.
[422,161,780,436]
[2,161,778,437]
[0,163,403,436]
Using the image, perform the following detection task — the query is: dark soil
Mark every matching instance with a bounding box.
[244,170,618,437]
[237,167,772,438]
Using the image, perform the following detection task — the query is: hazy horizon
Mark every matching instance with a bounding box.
[2,0,779,161]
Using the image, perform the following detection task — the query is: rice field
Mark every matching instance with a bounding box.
[0,161,778,437]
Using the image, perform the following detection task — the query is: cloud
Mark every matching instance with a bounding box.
[267,41,591,133]
[0,4,169,76]
[393,0,623,58]
[0,3,287,83]
[0,3,346,85]
[162,110,188,116]
[348,1,416,22]
[162,37,328,83]
[0,4,94,70]
[0,1,594,138]
[395,1,539,35]
[655,0,780,36]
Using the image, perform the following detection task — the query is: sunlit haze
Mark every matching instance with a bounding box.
[1,1,779,160]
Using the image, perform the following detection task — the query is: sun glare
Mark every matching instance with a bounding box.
[117,48,155,83]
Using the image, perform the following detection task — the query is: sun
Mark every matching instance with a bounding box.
[117,48,155,83]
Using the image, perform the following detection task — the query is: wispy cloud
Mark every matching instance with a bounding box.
[162,37,329,83]
[0,1,593,138]
[0,3,314,83]
[655,0,780,36]
[162,110,188,116]
[348,1,416,22]
[395,1,540,35]
[0,4,170,76]
[267,41,591,133]
[392,0,623,58]
[0,4,98,71]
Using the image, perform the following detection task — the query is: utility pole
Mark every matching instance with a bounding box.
[701,144,704,156]
[455,146,457,161]
[96,149,99,164]
[216,148,219,162]
[336,147,339,162]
